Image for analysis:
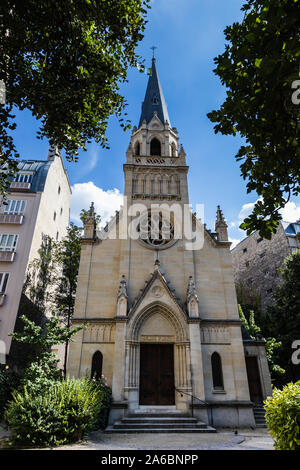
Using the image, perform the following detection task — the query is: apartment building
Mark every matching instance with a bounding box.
[0,147,71,363]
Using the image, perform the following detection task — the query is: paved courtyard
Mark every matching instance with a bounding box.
[0,423,275,450]
[54,428,274,451]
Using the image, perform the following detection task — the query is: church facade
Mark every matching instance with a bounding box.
[67,58,272,428]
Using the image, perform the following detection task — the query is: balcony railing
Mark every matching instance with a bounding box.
[10,181,31,191]
[0,251,15,262]
[0,213,23,224]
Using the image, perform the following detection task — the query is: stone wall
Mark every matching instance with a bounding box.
[231,223,292,311]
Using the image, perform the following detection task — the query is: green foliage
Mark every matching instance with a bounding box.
[0,0,150,194]
[4,377,110,447]
[9,314,85,393]
[238,304,284,379]
[264,381,300,450]
[0,368,20,420]
[265,338,285,377]
[54,224,82,324]
[264,250,300,384]
[24,235,58,313]
[238,304,261,338]
[24,226,83,376]
[207,0,300,239]
[80,208,101,228]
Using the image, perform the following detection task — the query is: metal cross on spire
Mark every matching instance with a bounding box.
[150,46,157,59]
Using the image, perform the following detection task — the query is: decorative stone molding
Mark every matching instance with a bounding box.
[186,276,199,317]
[82,323,115,343]
[117,275,128,317]
[200,327,231,345]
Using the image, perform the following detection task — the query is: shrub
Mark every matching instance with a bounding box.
[0,368,20,420]
[264,381,300,450]
[92,376,112,430]
[5,377,111,447]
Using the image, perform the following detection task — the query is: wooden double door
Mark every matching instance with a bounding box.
[245,356,263,404]
[139,343,175,405]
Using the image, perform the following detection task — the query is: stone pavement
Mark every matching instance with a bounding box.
[54,428,274,451]
[0,423,274,450]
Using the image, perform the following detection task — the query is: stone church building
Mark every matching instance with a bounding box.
[67,58,272,430]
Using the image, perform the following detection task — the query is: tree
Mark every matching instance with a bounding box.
[207,0,300,239]
[263,250,300,384]
[238,303,284,380]
[9,314,85,392]
[24,235,58,314]
[0,0,150,194]
[54,224,82,377]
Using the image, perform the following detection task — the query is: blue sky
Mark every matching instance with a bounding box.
[10,0,300,246]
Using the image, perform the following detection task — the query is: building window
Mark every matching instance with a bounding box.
[243,247,247,253]
[3,200,26,215]
[0,234,18,252]
[0,272,9,293]
[58,185,61,195]
[134,142,140,156]
[257,237,263,244]
[211,352,224,390]
[15,173,32,183]
[91,351,103,380]
[56,231,59,240]
[259,252,265,258]
[245,261,250,267]
[150,138,161,156]
[60,207,63,216]
[53,211,56,221]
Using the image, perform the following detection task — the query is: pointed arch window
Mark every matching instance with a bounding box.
[135,141,140,156]
[211,352,224,390]
[150,138,161,156]
[91,351,103,380]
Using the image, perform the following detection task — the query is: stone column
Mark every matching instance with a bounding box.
[125,341,140,411]
[188,320,205,400]
[111,318,127,401]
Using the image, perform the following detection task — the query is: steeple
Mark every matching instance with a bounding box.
[139,57,171,127]
[215,205,228,242]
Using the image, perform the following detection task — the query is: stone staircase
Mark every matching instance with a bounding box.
[253,405,267,427]
[106,407,216,433]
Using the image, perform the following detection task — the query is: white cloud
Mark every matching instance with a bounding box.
[237,198,300,224]
[237,198,263,222]
[279,201,300,222]
[70,182,123,226]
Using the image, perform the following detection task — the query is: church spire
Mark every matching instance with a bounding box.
[215,205,228,242]
[138,57,171,127]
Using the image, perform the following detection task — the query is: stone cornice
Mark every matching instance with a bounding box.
[124,163,189,172]
[200,319,242,326]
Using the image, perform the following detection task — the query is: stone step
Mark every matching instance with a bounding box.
[105,426,216,434]
[253,406,266,427]
[121,417,198,424]
[130,413,191,418]
[106,412,216,434]
[113,422,208,430]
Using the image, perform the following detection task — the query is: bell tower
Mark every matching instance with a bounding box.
[123,57,189,206]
